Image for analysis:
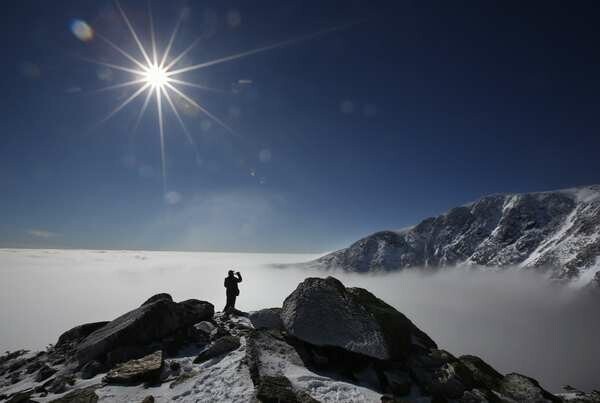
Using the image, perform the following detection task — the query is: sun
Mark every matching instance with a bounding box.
[144,64,168,89]
[84,0,347,194]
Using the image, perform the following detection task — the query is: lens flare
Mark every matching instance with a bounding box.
[70,20,94,42]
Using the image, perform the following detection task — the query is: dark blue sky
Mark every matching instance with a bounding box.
[1,1,600,252]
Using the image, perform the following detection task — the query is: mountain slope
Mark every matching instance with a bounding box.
[314,185,600,285]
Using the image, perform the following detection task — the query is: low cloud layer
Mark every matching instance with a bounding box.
[0,249,598,392]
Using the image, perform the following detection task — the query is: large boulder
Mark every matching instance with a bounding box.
[249,308,284,331]
[281,277,436,360]
[76,294,213,365]
[104,350,163,385]
[56,322,109,349]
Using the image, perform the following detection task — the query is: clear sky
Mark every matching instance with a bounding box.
[1,1,600,252]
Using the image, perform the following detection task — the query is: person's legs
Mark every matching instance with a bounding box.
[225,293,238,314]
[224,294,233,312]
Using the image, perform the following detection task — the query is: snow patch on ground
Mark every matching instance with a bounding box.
[168,339,254,402]
[254,332,382,402]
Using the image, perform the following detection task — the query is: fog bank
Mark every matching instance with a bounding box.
[0,249,598,392]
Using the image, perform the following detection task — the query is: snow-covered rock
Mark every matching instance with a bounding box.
[245,328,382,402]
[76,294,214,365]
[497,373,562,402]
[281,277,436,360]
[313,185,600,286]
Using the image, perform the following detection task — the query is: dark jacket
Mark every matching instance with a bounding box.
[224,273,242,296]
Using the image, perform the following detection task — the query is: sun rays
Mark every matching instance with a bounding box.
[85,1,242,193]
[84,0,353,194]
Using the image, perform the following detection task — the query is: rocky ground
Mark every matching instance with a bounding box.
[1,276,598,403]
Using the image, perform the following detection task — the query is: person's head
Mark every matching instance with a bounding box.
[228,270,234,277]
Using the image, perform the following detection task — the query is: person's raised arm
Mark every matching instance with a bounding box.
[236,272,242,282]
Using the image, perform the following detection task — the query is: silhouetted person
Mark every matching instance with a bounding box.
[224,270,242,314]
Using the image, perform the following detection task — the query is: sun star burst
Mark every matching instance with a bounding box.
[87,0,240,194]
[84,0,351,196]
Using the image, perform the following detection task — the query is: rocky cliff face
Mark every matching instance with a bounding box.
[1,277,597,402]
[313,186,600,285]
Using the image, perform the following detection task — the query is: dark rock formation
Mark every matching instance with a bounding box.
[80,360,105,380]
[281,276,436,360]
[194,321,217,337]
[76,294,213,365]
[35,364,57,382]
[497,373,561,402]
[459,355,503,391]
[193,336,240,363]
[249,308,284,331]
[140,293,173,306]
[256,376,298,402]
[0,351,28,366]
[256,375,319,403]
[382,370,412,396]
[56,322,109,349]
[104,350,163,385]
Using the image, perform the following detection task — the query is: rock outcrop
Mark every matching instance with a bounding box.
[281,276,436,360]
[256,375,319,403]
[249,308,284,331]
[104,350,163,385]
[55,322,109,350]
[498,373,562,403]
[193,336,240,363]
[1,280,595,402]
[76,294,214,365]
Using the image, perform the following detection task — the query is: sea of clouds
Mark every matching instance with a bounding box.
[0,248,598,392]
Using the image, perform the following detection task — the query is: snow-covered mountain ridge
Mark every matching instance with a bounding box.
[314,185,600,286]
